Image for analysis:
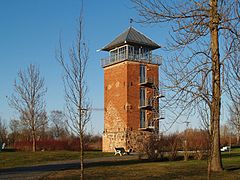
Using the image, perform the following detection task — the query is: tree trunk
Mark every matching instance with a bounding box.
[32,130,36,152]
[80,133,84,180]
[209,0,223,172]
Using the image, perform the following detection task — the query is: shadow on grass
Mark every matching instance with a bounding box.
[221,152,240,158]
[0,162,81,174]
[1,156,183,174]
[226,166,240,171]
[85,159,147,169]
[0,158,148,174]
[0,148,16,152]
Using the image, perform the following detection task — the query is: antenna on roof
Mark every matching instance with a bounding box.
[129,18,134,27]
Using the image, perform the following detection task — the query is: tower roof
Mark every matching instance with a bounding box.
[101,27,160,51]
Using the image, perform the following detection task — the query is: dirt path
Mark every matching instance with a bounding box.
[0,154,138,180]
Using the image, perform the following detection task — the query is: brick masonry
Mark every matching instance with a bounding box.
[103,61,159,152]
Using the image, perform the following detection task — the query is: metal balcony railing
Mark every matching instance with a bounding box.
[101,53,162,67]
[140,77,154,87]
[140,98,153,110]
[160,110,165,119]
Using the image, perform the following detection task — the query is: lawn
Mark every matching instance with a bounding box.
[45,149,240,180]
[0,150,112,169]
[1,149,240,179]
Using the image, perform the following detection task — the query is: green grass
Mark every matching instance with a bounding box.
[0,150,112,169]
[46,160,240,180]
[1,149,240,179]
[46,149,240,180]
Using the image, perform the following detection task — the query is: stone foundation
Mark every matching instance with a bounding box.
[102,130,153,152]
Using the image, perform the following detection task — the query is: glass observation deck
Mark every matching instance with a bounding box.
[101,45,162,67]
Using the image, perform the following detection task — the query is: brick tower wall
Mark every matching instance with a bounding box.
[103,61,159,152]
[103,62,128,152]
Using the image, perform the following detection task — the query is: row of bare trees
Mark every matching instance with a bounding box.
[0,113,101,151]
[2,110,69,149]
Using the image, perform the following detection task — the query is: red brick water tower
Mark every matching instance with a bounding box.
[100,27,164,152]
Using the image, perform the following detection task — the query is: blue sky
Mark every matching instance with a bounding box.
[0,0,213,134]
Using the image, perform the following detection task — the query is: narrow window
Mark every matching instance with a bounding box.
[142,47,149,60]
[119,47,124,60]
[140,87,146,107]
[128,46,134,59]
[140,109,145,128]
[134,46,139,59]
[110,49,118,62]
[140,64,146,83]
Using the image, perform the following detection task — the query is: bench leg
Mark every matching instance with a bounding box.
[115,150,122,156]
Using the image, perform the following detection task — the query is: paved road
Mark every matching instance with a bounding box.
[0,155,138,180]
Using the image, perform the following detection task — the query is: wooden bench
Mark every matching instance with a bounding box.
[114,147,132,156]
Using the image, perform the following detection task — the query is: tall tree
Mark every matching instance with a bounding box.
[10,64,47,152]
[56,11,91,180]
[132,0,239,172]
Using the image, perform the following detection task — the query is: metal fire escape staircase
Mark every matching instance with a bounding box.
[140,77,165,132]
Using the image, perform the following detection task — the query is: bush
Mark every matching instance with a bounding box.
[164,134,180,161]
[13,134,102,151]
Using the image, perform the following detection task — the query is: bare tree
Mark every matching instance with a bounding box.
[56,11,91,180]
[49,110,69,139]
[0,117,8,144]
[197,103,215,178]
[37,112,48,142]
[228,104,240,145]
[8,119,21,146]
[10,64,47,152]
[132,0,239,172]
